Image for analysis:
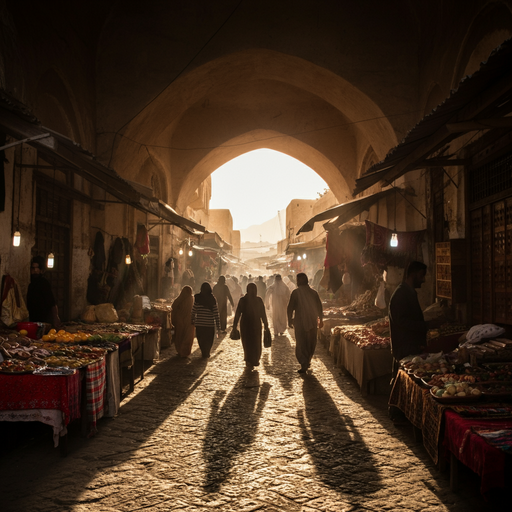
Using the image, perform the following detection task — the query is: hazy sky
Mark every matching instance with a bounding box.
[210,149,328,230]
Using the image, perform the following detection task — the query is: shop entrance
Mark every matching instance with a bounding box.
[469,150,512,324]
[32,180,72,321]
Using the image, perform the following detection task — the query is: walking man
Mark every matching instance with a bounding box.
[287,272,323,373]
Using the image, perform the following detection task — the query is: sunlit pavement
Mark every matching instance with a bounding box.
[1,322,498,512]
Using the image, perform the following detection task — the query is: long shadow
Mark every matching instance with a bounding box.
[312,340,496,508]
[298,374,382,497]
[0,333,229,511]
[202,373,270,492]
[261,332,296,390]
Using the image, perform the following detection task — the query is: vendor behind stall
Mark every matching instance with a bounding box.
[27,256,61,328]
[389,261,429,363]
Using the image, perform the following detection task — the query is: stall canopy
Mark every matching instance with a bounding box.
[297,188,395,234]
[353,37,512,196]
[0,89,205,235]
[285,238,326,253]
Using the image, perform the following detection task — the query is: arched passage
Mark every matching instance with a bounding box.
[176,130,351,212]
[107,49,399,211]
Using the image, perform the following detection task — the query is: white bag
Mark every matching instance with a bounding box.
[95,303,119,323]
[465,324,505,344]
[375,281,386,309]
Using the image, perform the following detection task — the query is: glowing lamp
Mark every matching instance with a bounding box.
[179,248,184,255]
[390,232,398,248]
[302,253,307,259]
[125,254,132,265]
[13,231,21,247]
[47,253,55,269]
[297,255,302,261]
[188,249,193,257]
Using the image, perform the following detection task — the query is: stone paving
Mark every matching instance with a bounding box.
[1,323,505,511]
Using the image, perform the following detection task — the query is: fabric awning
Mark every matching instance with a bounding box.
[297,188,396,234]
[0,89,204,235]
[353,38,512,195]
[285,238,326,253]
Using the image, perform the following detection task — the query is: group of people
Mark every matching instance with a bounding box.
[171,272,323,374]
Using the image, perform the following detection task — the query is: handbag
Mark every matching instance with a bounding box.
[230,327,241,340]
[263,328,272,348]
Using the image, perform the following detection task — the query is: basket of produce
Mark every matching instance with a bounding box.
[430,380,482,403]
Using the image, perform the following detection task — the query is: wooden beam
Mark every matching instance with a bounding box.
[353,68,512,195]
[446,117,512,132]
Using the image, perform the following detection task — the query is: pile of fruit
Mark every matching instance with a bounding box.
[41,329,90,343]
[333,325,390,350]
[431,379,482,399]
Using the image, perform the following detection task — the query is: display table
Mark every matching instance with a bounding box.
[0,371,81,447]
[389,369,512,495]
[337,335,393,395]
[443,410,512,495]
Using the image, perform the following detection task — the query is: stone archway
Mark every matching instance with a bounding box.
[106,49,399,212]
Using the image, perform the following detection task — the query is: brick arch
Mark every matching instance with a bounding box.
[452,2,512,87]
[35,67,86,145]
[110,49,399,211]
[175,129,352,213]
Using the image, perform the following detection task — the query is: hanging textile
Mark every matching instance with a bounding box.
[135,224,150,255]
[361,220,425,270]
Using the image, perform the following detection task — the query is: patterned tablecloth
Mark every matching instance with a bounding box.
[85,358,106,435]
[0,371,81,446]
[443,410,512,495]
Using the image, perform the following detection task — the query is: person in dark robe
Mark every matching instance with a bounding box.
[26,256,62,328]
[191,282,220,358]
[233,283,269,371]
[256,276,267,301]
[287,273,323,373]
[212,275,234,332]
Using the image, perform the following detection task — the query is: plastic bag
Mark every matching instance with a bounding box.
[95,303,119,323]
[264,328,272,348]
[375,281,386,309]
[1,278,29,327]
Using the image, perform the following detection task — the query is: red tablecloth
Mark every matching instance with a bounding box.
[443,410,512,495]
[0,371,80,424]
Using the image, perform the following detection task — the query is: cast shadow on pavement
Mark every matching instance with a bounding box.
[202,373,271,493]
[1,334,228,511]
[298,374,382,497]
[261,333,297,391]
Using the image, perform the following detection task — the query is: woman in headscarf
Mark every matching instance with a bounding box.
[232,282,269,371]
[265,274,291,336]
[192,282,221,358]
[171,285,195,358]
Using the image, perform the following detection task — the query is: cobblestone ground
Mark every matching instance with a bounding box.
[1,321,504,511]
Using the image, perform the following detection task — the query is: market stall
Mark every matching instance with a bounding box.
[389,334,512,497]
[331,321,392,395]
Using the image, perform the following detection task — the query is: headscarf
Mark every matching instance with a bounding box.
[172,285,193,312]
[194,282,216,310]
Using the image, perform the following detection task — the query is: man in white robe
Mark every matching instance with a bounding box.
[265,274,291,336]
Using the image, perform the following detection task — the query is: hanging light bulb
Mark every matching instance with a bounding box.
[47,252,55,269]
[125,254,132,265]
[390,232,398,248]
[188,249,193,257]
[13,230,21,247]
[302,253,307,259]
[179,248,184,256]
[297,255,302,261]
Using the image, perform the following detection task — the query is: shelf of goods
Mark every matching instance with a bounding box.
[389,354,512,497]
[329,321,392,395]
[0,323,161,452]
